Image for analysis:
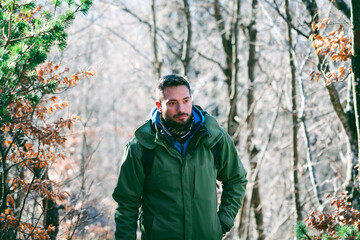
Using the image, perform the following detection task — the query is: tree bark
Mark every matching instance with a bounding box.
[238,196,249,239]
[285,0,302,222]
[349,0,360,208]
[213,0,240,138]
[227,0,240,137]
[181,0,191,76]
[151,0,162,79]
[213,0,233,86]
[241,0,264,238]
[330,0,350,19]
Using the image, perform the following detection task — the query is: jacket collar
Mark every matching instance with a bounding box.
[135,105,223,149]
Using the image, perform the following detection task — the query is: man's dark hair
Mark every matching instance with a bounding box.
[156,74,191,100]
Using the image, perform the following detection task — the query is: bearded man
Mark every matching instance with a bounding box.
[112,74,247,240]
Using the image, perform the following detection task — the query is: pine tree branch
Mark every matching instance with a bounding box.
[297,223,312,240]
[3,0,16,48]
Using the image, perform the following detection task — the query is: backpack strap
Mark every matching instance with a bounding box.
[142,147,155,177]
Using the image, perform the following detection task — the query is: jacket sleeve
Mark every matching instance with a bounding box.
[216,131,248,234]
[112,141,145,240]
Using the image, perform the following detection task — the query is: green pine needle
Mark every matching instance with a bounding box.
[294,222,312,240]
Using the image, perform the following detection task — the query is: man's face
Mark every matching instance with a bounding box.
[156,85,193,128]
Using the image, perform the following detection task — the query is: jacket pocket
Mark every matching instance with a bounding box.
[141,212,154,239]
[216,212,224,239]
[150,216,182,240]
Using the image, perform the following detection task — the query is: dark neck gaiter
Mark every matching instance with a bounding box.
[159,115,194,141]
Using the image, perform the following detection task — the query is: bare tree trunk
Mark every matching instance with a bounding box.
[240,0,264,238]
[213,0,232,87]
[213,0,240,138]
[151,0,162,79]
[330,0,350,19]
[238,196,249,239]
[227,0,240,137]
[0,143,7,215]
[349,0,360,208]
[41,172,60,240]
[181,0,191,76]
[285,0,302,221]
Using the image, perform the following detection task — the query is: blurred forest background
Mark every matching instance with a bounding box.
[1,0,359,239]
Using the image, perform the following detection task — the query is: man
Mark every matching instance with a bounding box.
[112,75,247,240]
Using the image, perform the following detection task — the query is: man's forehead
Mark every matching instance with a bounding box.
[162,85,191,100]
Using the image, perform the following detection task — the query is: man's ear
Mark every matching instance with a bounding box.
[155,100,162,113]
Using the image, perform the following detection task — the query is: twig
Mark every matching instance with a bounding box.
[233,78,273,141]
[24,210,45,240]
[14,175,36,237]
[266,0,310,39]
[195,51,225,73]
[249,79,284,188]
[105,27,152,64]
[298,67,324,207]
[245,78,286,232]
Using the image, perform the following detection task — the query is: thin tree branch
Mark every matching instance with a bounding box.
[233,78,272,141]
[194,51,226,73]
[14,175,36,237]
[105,27,152,64]
[245,79,285,238]
[296,44,324,208]
[264,0,310,39]
[121,6,152,29]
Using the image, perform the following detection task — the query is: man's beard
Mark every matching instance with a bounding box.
[164,113,191,130]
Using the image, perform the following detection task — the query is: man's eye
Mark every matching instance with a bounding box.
[169,102,176,105]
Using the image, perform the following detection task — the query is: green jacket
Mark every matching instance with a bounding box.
[112,112,247,240]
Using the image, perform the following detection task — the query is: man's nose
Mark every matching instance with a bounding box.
[177,103,185,112]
